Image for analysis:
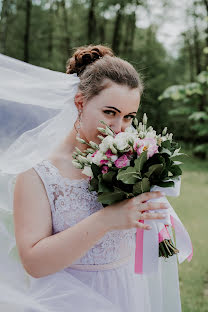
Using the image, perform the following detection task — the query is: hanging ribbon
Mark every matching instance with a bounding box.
[134,176,193,274]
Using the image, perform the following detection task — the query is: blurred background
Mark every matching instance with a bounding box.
[0,0,208,311]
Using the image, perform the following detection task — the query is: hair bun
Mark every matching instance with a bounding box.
[66,45,114,76]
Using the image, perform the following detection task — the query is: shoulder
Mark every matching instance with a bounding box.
[15,168,48,198]
[13,167,52,229]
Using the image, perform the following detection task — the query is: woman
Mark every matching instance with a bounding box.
[0,44,182,312]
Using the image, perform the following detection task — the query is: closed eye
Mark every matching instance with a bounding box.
[103,110,135,120]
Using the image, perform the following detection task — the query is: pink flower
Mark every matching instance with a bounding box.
[115,154,130,168]
[100,159,109,165]
[147,143,158,158]
[101,165,109,174]
[133,138,143,151]
[135,138,158,159]
[105,149,114,158]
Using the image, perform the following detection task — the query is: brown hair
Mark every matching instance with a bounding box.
[66,44,144,102]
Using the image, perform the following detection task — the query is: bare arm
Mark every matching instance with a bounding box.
[13,169,109,279]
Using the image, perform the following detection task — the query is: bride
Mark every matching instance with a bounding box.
[0,44,183,311]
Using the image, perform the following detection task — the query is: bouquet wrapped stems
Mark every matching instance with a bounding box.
[159,239,179,258]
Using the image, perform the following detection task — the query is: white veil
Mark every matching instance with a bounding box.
[0,53,97,311]
[0,53,80,174]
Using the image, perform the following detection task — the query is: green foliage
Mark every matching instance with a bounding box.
[88,142,185,206]
[159,48,208,159]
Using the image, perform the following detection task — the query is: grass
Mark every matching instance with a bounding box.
[167,142,208,312]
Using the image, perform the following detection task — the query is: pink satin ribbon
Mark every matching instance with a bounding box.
[135,220,144,274]
[134,213,193,274]
[158,225,171,243]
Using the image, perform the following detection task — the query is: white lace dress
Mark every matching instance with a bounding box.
[23,159,181,312]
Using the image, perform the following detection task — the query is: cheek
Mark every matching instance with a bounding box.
[82,114,100,136]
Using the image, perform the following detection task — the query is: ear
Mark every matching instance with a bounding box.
[74,92,85,111]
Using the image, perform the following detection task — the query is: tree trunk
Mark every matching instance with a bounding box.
[128,11,136,56]
[24,0,32,63]
[183,32,195,81]
[48,0,54,62]
[0,0,10,53]
[98,16,106,43]
[60,0,71,68]
[88,0,96,43]
[203,0,208,67]
[193,5,201,74]
[112,3,125,55]
[123,1,141,56]
[123,14,132,55]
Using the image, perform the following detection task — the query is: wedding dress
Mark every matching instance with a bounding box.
[23,159,182,311]
[0,52,191,311]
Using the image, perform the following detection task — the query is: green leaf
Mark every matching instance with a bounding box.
[117,167,140,184]
[161,140,171,149]
[133,177,150,195]
[141,177,151,192]
[169,165,182,176]
[144,164,164,179]
[97,187,126,205]
[133,181,142,194]
[98,175,112,193]
[89,177,98,191]
[91,163,101,178]
[203,47,208,54]
[156,181,175,187]
[134,151,148,173]
[188,111,208,121]
[102,170,116,183]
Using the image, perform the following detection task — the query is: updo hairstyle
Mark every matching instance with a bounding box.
[66,44,144,102]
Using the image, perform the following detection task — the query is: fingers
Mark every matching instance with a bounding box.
[139,212,168,220]
[140,201,169,212]
[134,221,152,230]
[134,191,165,204]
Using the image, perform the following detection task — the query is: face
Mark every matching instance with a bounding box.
[75,80,141,145]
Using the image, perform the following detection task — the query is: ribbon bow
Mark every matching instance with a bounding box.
[134,176,193,274]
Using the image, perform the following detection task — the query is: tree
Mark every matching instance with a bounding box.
[24,0,32,62]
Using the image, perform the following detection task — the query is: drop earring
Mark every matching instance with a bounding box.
[76,109,82,138]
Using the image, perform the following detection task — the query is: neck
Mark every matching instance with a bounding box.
[55,126,90,159]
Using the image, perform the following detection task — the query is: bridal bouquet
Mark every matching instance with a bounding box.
[72,114,192,274]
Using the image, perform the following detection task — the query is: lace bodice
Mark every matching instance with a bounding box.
[32,159,136,265]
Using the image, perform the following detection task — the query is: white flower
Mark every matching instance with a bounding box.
[145,130,157,139]
[114,132,136,151]
[72,160,83,169]
[86,153,94,163]
[143,113,147,125]
[110,155,118,162]
[77,155,89,164]
[125,125,138,134]
[99,136,115,153]
[82,166,93,178]
[91,150,105,166]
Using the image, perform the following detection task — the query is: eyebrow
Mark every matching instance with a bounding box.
[104,106,137,114]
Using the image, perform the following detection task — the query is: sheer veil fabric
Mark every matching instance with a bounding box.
[0,53,182,312]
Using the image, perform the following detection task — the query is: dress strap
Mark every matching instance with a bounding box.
[32,160,56,212]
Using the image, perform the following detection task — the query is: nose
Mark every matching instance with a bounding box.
[110,120,124,134]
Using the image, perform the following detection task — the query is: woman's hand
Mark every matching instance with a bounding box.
[100,191,169,231]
